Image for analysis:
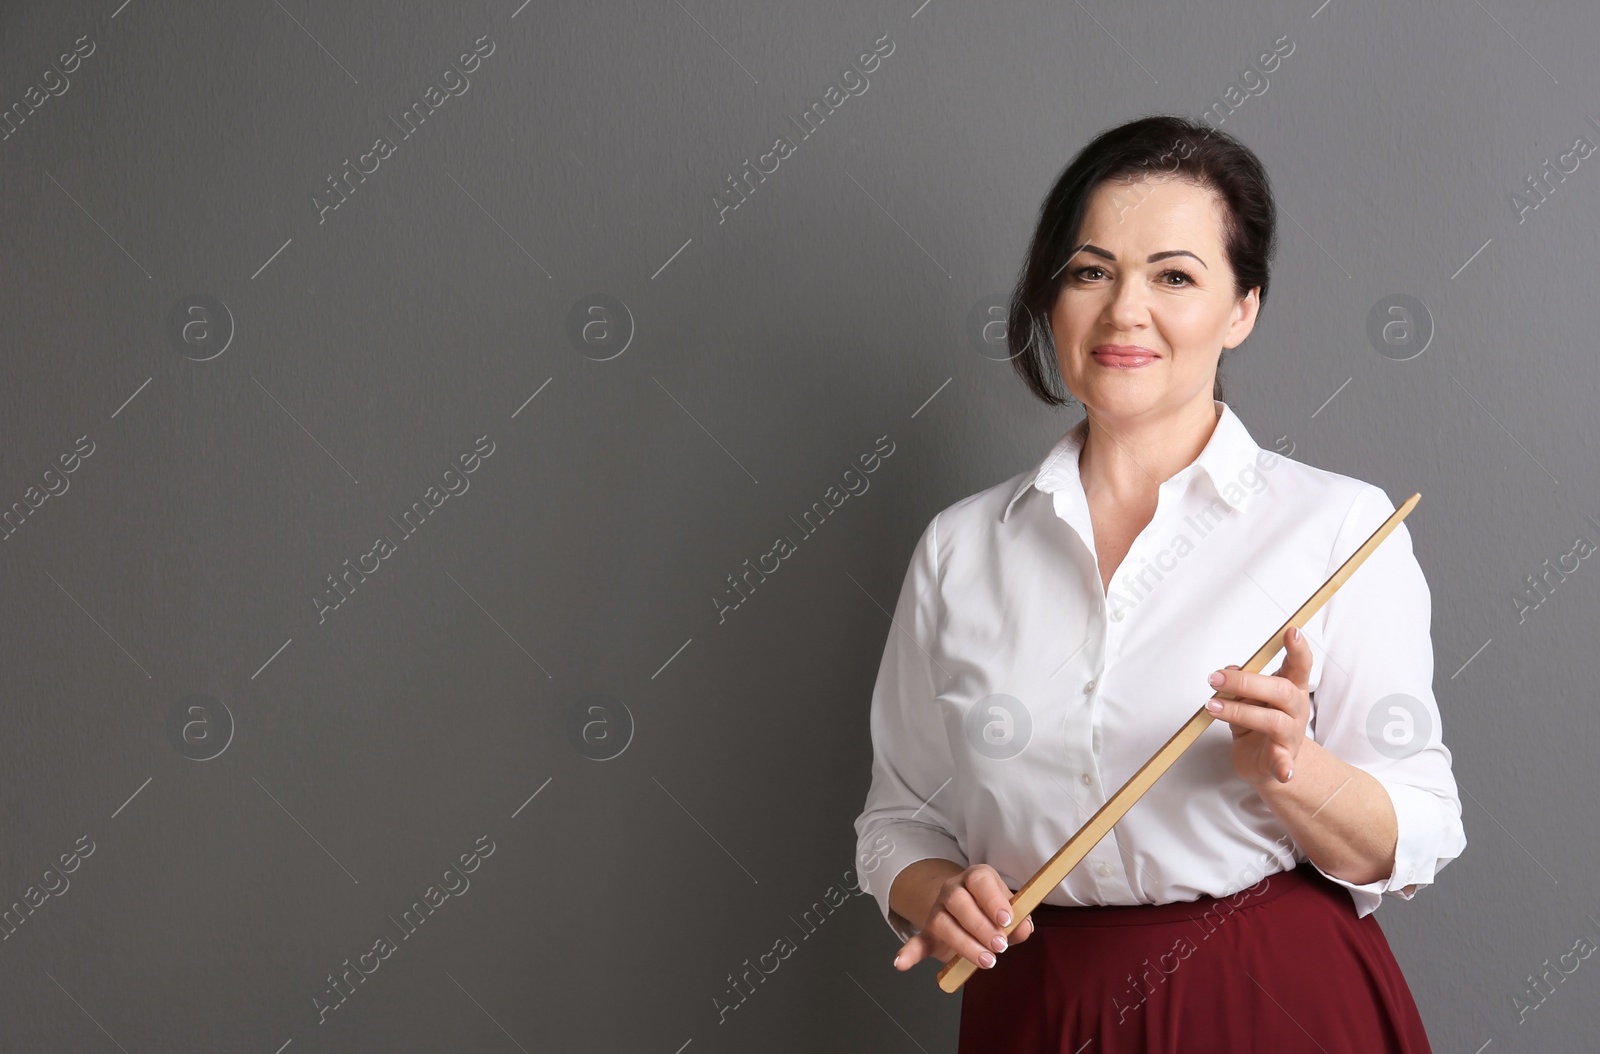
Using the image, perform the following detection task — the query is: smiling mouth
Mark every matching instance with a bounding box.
[1090,345,1158,367]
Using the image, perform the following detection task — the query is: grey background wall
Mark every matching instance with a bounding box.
[1,0,1596,1049]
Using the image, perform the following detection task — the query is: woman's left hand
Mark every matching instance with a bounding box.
[1204,624,1313,786]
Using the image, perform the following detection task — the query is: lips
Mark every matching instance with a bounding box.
[1090,344,1158,367]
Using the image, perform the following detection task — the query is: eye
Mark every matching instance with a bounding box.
[1068,265,1195,286]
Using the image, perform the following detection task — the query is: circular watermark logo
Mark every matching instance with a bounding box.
[565,293,634,361]
[964,693,1032,760]
[166,294,235,361]
[1365,692,1432,759]
[165,693,235,761]
[966,294,1018,361]
[565,692,634,760]
[1365,294,1433,362]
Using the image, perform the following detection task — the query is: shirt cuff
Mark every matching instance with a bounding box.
[860,823,969,944]
[1306,779,1465,919]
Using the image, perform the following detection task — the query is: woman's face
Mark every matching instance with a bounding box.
[1048,176,1258,420]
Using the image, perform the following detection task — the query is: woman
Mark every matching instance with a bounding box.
[852,114,1467,1053]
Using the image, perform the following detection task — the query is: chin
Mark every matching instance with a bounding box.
[1079,386,1170,418]
[1080,376,1162,399]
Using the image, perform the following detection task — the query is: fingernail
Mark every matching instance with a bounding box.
[1208,671,1225,686]
[1285,767,1294,781]
[980,952,996,969]
[1288,626,1299,642]
[1205,699,1223,713]
[998,909,1012,926]
[991,934,1008,953]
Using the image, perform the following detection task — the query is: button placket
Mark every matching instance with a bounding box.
[1079,678,1101,789]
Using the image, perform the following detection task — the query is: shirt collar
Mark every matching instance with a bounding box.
[1001,400,1266,522]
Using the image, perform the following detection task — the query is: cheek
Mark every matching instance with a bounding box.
[1049,296,1095,346]
[1156,301,1231,353]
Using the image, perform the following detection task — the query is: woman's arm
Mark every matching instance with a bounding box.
[1206,484,1466,913]
[854,514,972,942]
[1254,735,1400,888]
[1206,626,1402,887]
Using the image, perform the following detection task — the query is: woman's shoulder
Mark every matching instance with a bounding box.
[1262,448,1404,525]
[1252,452,1423,586]
[890,468,1033,580]
[926,466,1036,540]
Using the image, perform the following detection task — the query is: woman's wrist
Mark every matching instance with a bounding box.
[1255,737,1398,885]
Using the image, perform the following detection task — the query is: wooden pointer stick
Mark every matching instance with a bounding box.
[935,492,1421,994]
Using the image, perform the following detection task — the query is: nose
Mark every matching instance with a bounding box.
[1101,275,1151,331]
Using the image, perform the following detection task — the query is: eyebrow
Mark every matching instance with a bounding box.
[1069,243,1208,269]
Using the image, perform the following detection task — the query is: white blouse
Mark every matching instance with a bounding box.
[854,400,1466,943]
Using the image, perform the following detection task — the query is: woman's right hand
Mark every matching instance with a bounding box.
[893,864,1035,971]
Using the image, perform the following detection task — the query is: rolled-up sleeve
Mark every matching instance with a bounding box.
[1306,483,1468,918]
[853,513,968,943]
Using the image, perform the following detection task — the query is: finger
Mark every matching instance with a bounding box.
[1010,914,1036,944]
[938,886,1006,967]
[967,867,1021,932]
[893,933,929,970]
[1204,693,1292,739]
[1282,742,1298,781]
[1272,625,1314,690]
[1210,664,1296,712]
[940,889,1004,959]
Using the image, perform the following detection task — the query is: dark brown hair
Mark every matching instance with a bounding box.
[1007,114,1277,406]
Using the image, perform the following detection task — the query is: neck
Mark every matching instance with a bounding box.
[1077,399,1222,503]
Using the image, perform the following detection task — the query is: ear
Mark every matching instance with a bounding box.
[1223,287,1260,350]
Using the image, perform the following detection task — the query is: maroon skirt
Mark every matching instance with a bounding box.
[957,861,1433,1053]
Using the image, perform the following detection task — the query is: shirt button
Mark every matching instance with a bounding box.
[1111,610,1125,622]
[1083,680,1096,694]
[1096,862,1114,877]
[1080,772,1093,785]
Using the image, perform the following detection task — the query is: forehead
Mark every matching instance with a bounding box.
[1077,176,1227,250]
